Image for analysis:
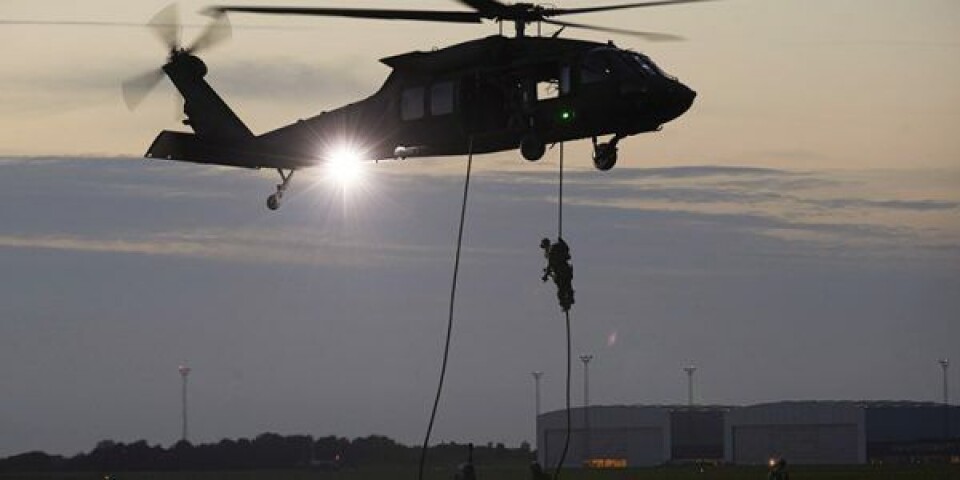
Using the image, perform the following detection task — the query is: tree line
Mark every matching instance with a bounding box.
[0,434,532,472]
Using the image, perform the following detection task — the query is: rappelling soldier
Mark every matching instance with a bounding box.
[540,237,574,312]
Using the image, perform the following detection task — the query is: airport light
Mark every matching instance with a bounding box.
[939,358,950,440]
[532,371,543,450]
[580,355,594,408]
[683,365,697,407]
[532,371,544,417]
[939,358,950,405]
[178,364,191,443]
[579,354,594,462]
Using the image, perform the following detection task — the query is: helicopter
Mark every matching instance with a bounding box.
[125,0,706,210]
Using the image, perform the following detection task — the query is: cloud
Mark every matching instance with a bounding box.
[209,57,378,102]
[1,157,956,265]
[0,229,453,268]
[807,198,960,211]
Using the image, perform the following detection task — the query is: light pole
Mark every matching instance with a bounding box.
[178,365,191,443]
[532,371,544,417]
[939,358,950,440]
[939,359,949,405]
[579,354,593,463]
[532,371,543,451]
[683,366,697,407]
[579,355,594,408]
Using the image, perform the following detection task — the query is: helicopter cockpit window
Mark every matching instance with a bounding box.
[401,86,425,121]
[581,51,617,83]
[582,49,652,83]
[430,81,455,116]
[625,52,672,79]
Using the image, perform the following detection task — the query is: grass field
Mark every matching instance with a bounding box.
[3,464,960,480]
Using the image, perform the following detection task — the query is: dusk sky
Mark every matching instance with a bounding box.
[1,0,958,459]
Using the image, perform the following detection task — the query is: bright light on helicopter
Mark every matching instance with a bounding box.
[325,145,365,186]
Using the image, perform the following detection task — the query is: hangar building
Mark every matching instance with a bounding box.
[537,405,728,468]
[537,401,958,467]
[725,401,960,465]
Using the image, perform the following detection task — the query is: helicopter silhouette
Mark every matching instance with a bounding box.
[125,1,705,210]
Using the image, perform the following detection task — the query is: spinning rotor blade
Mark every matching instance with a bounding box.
[148,3,181,50]
[207,6,482,23]
[453,0,510,18]
[122,69,165,110]
[0,20,155,27]
[188,13,232,54]
[543,18,683,41]
[542,0,719,16]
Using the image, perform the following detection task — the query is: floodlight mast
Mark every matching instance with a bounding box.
[579,354,594,462]
[939,359,950,440]
[178,365,191,442]
[531,371,543,449]
[939,358,950,405]
[532,371,544,416]
[683,365,697,407]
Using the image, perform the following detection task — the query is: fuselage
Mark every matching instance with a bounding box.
[250,35,695,168]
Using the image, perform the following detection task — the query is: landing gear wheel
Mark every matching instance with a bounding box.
[593,143,618,171]
[266,169,295,211]
[591,134,625,171]
[267,193,281,211]
[520,132,546,162]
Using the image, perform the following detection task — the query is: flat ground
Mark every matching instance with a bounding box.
[3,464,960,480]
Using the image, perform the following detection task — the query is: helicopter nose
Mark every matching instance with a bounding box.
[664,82,696,122]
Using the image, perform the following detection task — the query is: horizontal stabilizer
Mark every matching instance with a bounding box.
[146,130,263,169]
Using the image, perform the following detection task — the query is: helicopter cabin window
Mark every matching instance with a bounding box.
[430,81,455,116]
[535,65,570,101]
[401,86,425,121]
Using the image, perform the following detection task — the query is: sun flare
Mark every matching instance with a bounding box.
[325,145,365,186]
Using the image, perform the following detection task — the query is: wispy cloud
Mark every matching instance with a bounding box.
[1,158,956,264]
[0,229,454,267]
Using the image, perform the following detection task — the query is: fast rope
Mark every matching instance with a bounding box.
[551,142,573,480]
[417,136,474,480]
[552,309,572,480]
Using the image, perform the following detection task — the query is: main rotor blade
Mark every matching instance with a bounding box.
[452,0,510,18]
[543,18,684,41]
[122,69,165,110]
[148,3,181,50]
[188,13,231,54]
[0,20,156,27]
[207,6,482,24]
[543,0,719,17]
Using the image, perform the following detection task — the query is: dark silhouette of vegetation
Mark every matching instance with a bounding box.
[0,435,532,473]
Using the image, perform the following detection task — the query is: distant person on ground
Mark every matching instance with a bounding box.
[455,443,477,480]
[529,461,549,480]
[768,458,789,480]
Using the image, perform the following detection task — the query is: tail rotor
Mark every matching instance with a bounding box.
[122,3,231,112]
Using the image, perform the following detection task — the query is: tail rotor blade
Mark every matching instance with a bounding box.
[122,69,165,110]
[148,3,181,50]
[188,13,231,54]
